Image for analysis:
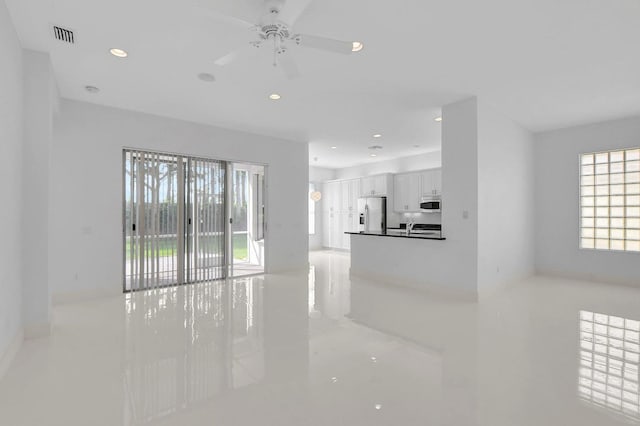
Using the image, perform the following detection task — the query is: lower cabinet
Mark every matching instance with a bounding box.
[323,211,357,250]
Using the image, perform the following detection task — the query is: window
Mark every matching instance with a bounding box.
[309,183,315,235]
[580,148,640,252]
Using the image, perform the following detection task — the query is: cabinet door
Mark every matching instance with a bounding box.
[327,181,340,212]
[348,179,360,212]
[373,174,388,195]
[432,169,442,196]
[421,171,434,197]
[394,173,421,211]
[406,173,421,211]
[342,212,352,249]
[340,180,350,212]
[322,211,332,247]
[360,177,374,196]
[394,174,410,212]
[332,213,343,249]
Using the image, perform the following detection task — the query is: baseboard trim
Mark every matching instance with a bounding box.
[0,328,24,381]
[52,288,121,305]
[535,269,640,289]
[24,322,51,340]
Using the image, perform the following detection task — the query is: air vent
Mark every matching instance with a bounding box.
[52,26,75,44]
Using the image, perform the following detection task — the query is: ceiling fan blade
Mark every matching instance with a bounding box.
[278,52,300,80]
[278,0,314,26]
[214,41,263,66]
[214,50,242,66]
[193,0,258,28]
[298,34,353,55]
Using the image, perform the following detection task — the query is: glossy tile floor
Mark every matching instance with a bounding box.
[1,251,639,425]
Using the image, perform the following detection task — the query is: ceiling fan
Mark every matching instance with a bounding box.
[198,0,363,79]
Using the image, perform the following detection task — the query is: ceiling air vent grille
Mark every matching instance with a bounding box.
[52,26,75,44]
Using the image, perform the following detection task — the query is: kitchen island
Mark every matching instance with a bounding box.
[346,230,476,300]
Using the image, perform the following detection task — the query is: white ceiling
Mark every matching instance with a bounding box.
[6,0,640,169]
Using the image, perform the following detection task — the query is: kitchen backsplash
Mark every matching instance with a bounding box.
[388,211,442,228]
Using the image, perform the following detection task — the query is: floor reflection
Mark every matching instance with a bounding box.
[3,252,640,426]
[578,310,640,422]
[123,278,265,424]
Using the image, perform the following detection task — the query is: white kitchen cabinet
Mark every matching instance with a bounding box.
[393,172,422,212]
[421,168,442,197]
[360,174,390,196]
[340,179,360,213]
[322,211,333,247]
[323,179,360,249]
[323,181,341,213]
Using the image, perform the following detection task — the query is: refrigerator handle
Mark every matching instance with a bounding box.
[364,204,369,232]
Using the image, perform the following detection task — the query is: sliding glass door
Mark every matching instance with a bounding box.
[124,150,185,291]
[124,150,257,292]
[186,157,227,283]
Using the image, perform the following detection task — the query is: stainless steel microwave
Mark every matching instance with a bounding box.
[420,198,441,212]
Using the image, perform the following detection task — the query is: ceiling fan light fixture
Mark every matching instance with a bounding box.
[352,41,364,52]
[109,48,128,58]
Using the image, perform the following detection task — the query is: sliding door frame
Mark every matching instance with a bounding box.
[122,147,269,293]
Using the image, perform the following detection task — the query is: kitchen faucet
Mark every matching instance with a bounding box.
[406,221,414,236]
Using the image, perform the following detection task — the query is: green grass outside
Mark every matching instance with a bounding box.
[125,234,248,260]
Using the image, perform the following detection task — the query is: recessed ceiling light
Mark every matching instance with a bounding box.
[370,154,377,157]
[373,134,382,138]
[331,146,337,149]
[109,48,128,58]
[269,93,281,100]
[375,404,382,410]
[198,72,215,82]
[84,85,100,94]
[352,41,364,52]
[434,116,443,122]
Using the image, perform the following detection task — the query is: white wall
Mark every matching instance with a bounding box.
[535,116,640,286]
[51,100,309,298]
[21,50,55,335]
[477,101,535,297]
[440,97,479,295]
[309,167,335,250]
[334,151,441,180]
[0,0,23,365]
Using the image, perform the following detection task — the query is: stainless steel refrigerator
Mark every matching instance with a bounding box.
[358,196,387,233]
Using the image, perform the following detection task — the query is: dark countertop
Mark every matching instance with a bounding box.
[345,231,446,241]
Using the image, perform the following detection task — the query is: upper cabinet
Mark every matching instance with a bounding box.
[360,174,391,197]
[340,179,360,212]
[393,173,422,212]
[421,168,442,197]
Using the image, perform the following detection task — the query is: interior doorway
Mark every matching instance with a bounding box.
[230,163,266,277]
